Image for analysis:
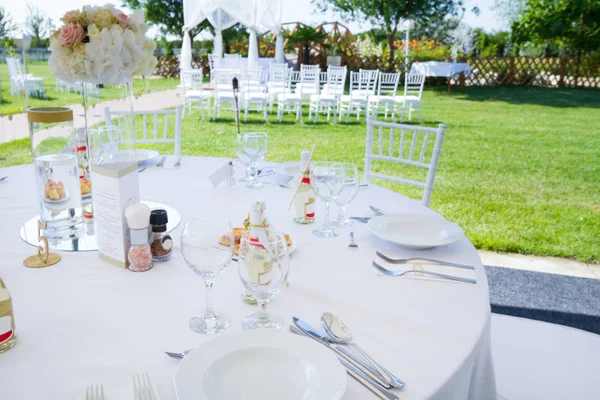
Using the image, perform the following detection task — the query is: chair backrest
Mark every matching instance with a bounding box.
[7,58,23,79]
[298,64,320,95]
[104,106,182,157]
[243,69,268,93]
[182,69,204,92]
[364,119,446,206]
[213,68,238,92]
[404,74,425,100]
[377,72,401,97]
[324,65,347,96]
[360,69,380,94]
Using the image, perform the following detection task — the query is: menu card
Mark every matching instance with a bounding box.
[91,162,140,268]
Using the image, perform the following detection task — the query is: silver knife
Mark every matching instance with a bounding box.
[340,358,400,400]
[292,317,392,388]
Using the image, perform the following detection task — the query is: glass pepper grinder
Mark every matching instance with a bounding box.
[149,209,173,262]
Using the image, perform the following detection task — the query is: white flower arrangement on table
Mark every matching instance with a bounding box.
[49,4,157,84]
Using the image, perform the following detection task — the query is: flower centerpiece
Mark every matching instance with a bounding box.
[49,4,157,84]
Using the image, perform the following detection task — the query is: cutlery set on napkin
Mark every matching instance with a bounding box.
[290,314,403,400]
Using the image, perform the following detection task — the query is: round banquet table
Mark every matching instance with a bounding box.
[0,157,496,399]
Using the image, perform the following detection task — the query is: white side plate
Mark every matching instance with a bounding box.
[174,330,347,400]
[367,213,464,249]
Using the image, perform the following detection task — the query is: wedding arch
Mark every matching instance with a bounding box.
[181,0,284,70]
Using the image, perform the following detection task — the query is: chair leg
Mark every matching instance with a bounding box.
[408,104,413,121]
[346,104,351,123]
[418,103,422,123]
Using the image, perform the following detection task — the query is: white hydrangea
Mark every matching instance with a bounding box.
[49,5,157,84]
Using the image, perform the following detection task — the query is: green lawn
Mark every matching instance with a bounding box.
[1,85,599,263]
[0,61,180,115]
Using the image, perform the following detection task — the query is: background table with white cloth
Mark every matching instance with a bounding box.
[410,62,472,92]
[0,157,496,399]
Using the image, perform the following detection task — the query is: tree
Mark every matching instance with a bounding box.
[313,0,462,70]
[512,0,600,59]
[25,5,54,48]
[286,25,328,65]
[493,0,527,30]
[0,7,16,39]
[122,0,211,40]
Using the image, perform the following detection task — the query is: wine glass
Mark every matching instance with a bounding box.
[310,162,345,238]
[238,229,290,330]
[235,134,251,182]
[238,132,268,188]
[96,126,121,163]
[181,217,235,334]
[331,163,360,227]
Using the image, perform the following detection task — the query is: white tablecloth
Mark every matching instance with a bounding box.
[410,62,472,78]
[0,157,496,399]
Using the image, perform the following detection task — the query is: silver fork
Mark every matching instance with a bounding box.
[0,176,7,183]
[133,372,156,400]
[376,251,475,270]
[372,261,476,284]
[85,383,104,400]
[156,156,167,168]
[174,156,183,168]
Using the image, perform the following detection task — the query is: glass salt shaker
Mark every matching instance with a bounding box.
[149,209,173,262]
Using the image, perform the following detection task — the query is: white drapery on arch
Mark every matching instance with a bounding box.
[181,0,284,71]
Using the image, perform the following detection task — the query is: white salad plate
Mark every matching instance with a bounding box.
[174,329,347,400]
[367,213,464,249]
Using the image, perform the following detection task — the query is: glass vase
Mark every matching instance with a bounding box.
[28,107,84,239]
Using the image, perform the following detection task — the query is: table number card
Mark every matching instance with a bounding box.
[91,162,140,268]
[209,162,233,188]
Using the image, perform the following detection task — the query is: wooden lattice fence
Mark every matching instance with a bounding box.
[460,56,600,88]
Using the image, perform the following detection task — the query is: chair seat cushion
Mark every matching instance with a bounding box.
[368,95,396,103]
[395,95,421,103]
[310,94,337,102]
[278,92,301,101]
[185,90,204,98]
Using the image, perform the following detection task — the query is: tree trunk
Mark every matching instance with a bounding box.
[303,45,311,65]
[386,34,395,72]
[574,49,581,87]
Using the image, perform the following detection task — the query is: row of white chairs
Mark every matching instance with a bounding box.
[182,63,426,125]
[6,57,45,99]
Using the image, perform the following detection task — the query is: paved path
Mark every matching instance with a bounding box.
[0,88,184,143]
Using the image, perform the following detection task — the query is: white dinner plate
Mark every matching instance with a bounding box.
[367,213,464,249]
[276,161,301,177]
[43,190,69,204]
[112,149,160,164]
[174,330,347,400]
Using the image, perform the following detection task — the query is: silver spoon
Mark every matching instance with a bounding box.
[321,312,405,388]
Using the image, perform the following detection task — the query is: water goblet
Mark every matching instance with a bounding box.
[181,217,235,334]
[238,229,290,330]
[239,132,268,189]
[310,162,345,238]
[96,126,121,163]
[331,163,360,228]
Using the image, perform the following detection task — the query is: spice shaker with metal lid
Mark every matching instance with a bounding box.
[150,209,173,261]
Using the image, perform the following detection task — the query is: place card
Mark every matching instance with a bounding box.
[208,162,233,187]
[91,162,140,268]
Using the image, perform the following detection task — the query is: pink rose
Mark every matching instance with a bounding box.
[59,23,85,47]
[116,13,130,29]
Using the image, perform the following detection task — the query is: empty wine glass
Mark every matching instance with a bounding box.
[237,132,268,188]
[331,163,360,227]
[96,126,121,163]
[238,229,290,330]
[181,217,235,334]
[310,162,345,238]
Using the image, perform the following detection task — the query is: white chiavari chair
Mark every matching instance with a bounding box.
[181,69,211,119]
[364,119,446,206]
[212,68,239,121]
[339,69,379,123]
[368,72,401,120]
[309,66,347,123]
[277,65,319,123]
[395,74,425,123]
[267,63,291,112]
[241,68,269,122]
[104,106,183,158]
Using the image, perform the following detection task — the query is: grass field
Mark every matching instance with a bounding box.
[0,61,180,115]
[1,83,599,263]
